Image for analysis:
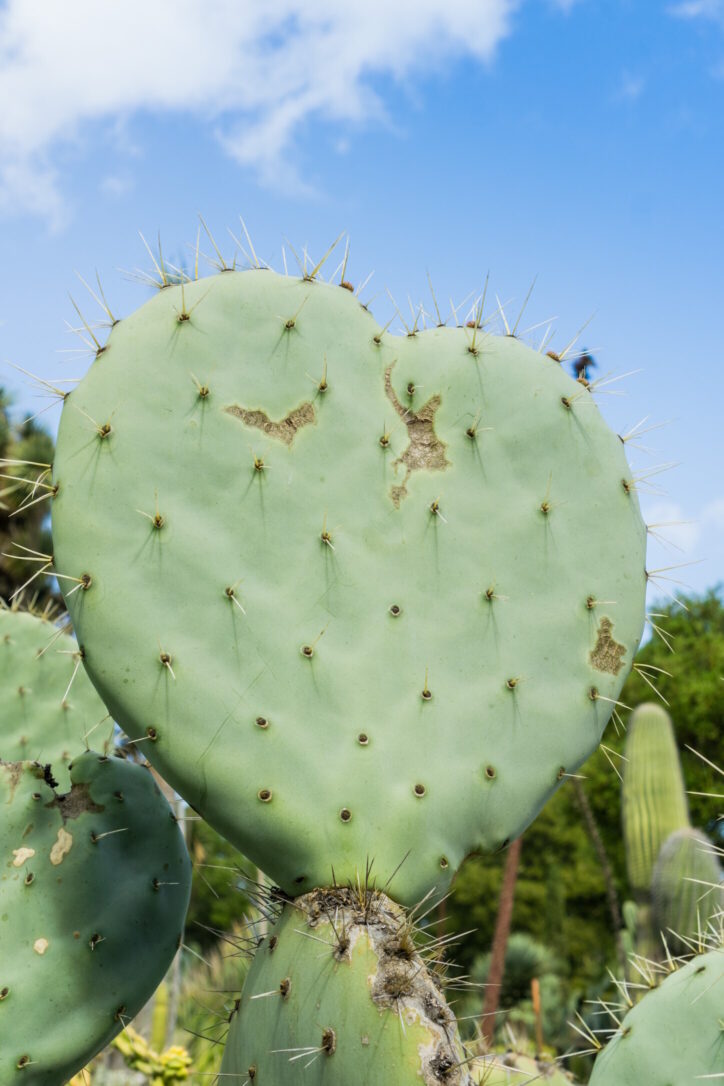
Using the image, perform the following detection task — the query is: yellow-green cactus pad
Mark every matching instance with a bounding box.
[221,887,474,1086]
[471,1053,574,1083]
[51,269,647,904]
[0,752,191,1084]
[0,608,113,790]
[588,943,724,1084]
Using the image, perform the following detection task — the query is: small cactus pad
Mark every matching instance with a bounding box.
[0,752,191,1084]
[622,703,690,896]
[220,887,474,1085]
[471,1053,574,1083]
[51,269,647,903]
[588,944,724,1084]
[652,828,723,954]
[0,608,113,790]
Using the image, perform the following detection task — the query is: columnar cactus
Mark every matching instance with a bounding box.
[622,703,690,894]
[50,264,647,909]
[0,752,191,1084]
[622,702,691,956]
[651,827,723,954]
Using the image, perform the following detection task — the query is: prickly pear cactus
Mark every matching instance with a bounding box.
[471,1053,574,1083]
[220,887,474,1086]
[0,751,191,1085]
[51,267,647,903]
[622,703,690,897]
[652,827,723,953]
[0,607,113,788]
[588,939,724,1084]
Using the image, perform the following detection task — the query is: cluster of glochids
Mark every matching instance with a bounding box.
[0,224,714,1084]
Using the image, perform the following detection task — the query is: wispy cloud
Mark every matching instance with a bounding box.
[616,72,646,102]
[668,1,724,21]
[0,0,518,225]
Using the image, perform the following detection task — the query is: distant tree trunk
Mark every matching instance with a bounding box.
[572,778,627,974]
[481,836,523,1046]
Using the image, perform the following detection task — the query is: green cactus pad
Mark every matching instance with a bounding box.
[51,268,646,904]
[220,887,474,1086]
[471,1053,574,1083]
[0,607,114,790]
[622,703,690,896]
[652,827,723,954]
[0,751,191,1085]
[588,944,724,1084]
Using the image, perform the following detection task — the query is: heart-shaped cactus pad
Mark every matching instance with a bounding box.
[51,268,646,905]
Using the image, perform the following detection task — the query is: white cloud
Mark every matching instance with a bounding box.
[0,0,518,222]
[617,73,645,102]
[100,174,134,199]
[668,1,724,20]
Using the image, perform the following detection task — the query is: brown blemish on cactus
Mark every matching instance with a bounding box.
[48,781,104,823]
[590,617,626,675]
[258,788,272,803]
[383,362,449,507]
[1,761,24,803]
[225,401,315,447]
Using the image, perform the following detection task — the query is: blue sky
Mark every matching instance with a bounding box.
[1,0,722,600]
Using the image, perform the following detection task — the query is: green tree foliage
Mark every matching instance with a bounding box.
[0,388,56,607]
[446,591,723,989]
[184,818,254,950]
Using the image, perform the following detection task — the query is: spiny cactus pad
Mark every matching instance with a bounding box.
[588,944,724,1084]
[0,751,191,1084]
[622,702,690,896]
[51,268,646,903]
[220,887,474,1086]
[471,1053,574,1083]
[652,827,723,954]
[0,607,113,790]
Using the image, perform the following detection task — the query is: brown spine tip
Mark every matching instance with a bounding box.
[339,808,352,822]
[258,788,273,803]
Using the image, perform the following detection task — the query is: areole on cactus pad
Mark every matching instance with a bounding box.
[50,260,647,904]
